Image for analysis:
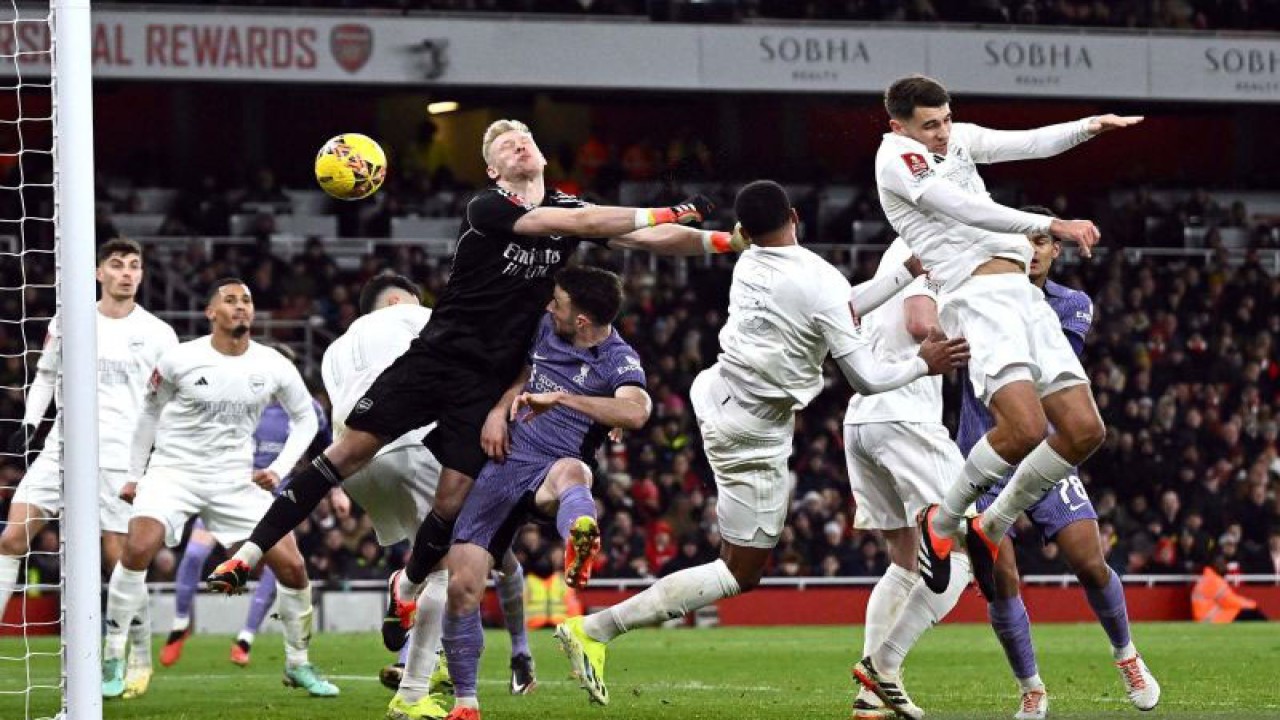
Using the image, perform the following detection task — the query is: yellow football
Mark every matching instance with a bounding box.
[314,133,387,201]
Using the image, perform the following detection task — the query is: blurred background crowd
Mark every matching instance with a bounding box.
[3,112,1280,590]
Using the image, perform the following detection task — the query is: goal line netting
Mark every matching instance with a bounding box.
[0,2,100,719]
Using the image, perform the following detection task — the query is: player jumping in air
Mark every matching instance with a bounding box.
[858,73,1141,715]
[958,208,1159,718]
[555,180,969,708]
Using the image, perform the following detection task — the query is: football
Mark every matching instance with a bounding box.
[314,133,387,201]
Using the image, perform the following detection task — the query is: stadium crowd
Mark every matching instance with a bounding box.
[112,0,1280,31]
[4,114,1280,589]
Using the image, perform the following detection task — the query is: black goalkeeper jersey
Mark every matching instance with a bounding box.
[416,185,608,384]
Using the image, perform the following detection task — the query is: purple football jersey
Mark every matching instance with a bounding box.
[252,398,329,471]
[508,315,646,463]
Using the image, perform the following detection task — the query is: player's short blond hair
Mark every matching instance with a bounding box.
[481,119,531,165]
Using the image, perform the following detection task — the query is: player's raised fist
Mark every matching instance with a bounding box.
[1087,115,1144,135]
[918,330,969,375]
[1049,218,1101,258]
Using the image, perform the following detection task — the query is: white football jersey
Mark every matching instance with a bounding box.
[717,245,866,409]
[137,337,315,481]
[876,124,1035,291]
[322,303,433,453]
[35,306,178,470]
[845,238,942,425]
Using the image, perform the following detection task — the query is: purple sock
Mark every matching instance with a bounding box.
[556,485,596,540]
[397,639,410,665]
[174,537,214,619]
[443,610,484,699]
[988,596,1039,681]
[494,563,529,658]
[244,567,278,634]
[1084,569,1131,649]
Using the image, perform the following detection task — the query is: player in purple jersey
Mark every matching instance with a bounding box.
[435,267,649,720]
[163,343,337,669]
[956,207,1159,717]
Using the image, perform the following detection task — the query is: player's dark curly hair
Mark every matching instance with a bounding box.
[734,179,792,238]
[885,75,950,121]
[359,273,423,315]
[555,266,623,326]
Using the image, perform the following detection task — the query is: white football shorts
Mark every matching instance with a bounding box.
[11,450,134,534]
[845,422,964,530]
[690,367,795,549]
[940,273,1087,405]
[342,442,440,547]
[131,466,273,548]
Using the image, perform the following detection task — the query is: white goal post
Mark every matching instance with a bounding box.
[53,1,99,719]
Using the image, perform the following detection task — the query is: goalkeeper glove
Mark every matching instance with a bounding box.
[637,194,716,228]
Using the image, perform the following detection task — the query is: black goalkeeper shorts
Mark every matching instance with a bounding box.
[344,343,501,479]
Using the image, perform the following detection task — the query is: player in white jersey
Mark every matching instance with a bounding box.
[323,275,537,712]
[844,238,972,719]
[0,238,177,642]
[555,181,970,708]
[100,278,338,701]
[872,75,1140,608]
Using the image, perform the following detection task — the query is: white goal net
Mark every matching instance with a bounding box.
[0,2,100,719]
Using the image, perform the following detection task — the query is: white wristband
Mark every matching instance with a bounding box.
[634,208,652,230]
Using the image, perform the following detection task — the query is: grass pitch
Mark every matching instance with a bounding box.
[3,622,1279,719]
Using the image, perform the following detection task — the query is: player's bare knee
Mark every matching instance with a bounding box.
[121,540,152,573]
[327,430,381,476]
[0,527,29,556]
[447,572,484,614]
[724,557,765,592]
[548,458,592,491]
[1072,555,1111,589]
[273,558,308,589]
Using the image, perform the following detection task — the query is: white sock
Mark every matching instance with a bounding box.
[454,697,479,709]
[128,614,152,669]
[872,553,971,676]
[983,442,1073,542]
[104,564,148,661]
[237,630,255,646]
[863,563,916,659]
[583,559,740,643]
[1113,641,1137,661]
[399,570,448,703]
[171,614,191,633]
[937,436,1013,535]
[0,554,21,620]
[397,569,425,604]
[232,542,264,569]
[1019,673,1045,692]
[275,583,314,669]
